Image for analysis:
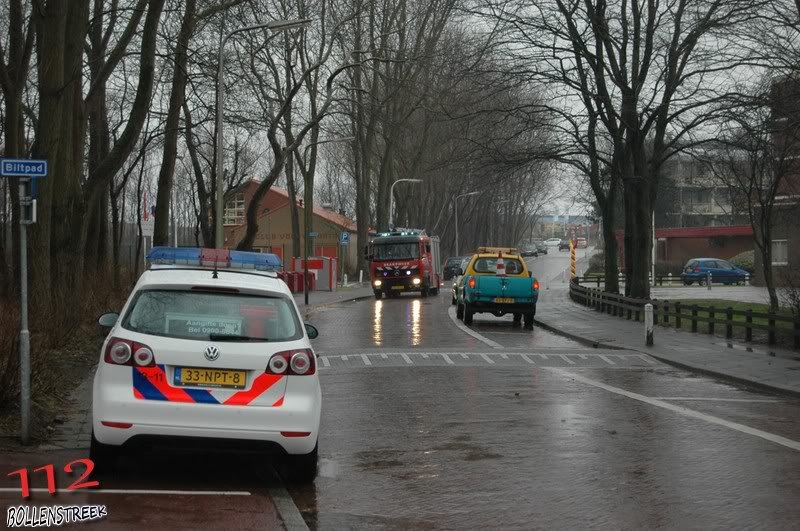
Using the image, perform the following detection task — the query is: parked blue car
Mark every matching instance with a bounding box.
[680,258,749,285]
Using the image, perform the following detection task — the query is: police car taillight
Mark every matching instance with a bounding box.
[104,338,156,367]
[266,349,316,376]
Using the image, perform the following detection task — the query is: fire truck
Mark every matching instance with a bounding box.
[365,229,442,299]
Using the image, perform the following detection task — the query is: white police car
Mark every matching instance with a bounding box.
[91,248,321,482]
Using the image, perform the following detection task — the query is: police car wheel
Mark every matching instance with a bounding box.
[282,443,319,484]
[89,432,117,475]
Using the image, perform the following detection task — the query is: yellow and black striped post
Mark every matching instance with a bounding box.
[570,240,577,278]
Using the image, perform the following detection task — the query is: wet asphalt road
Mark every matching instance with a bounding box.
[4,254,800,529]
[291,284,800,530]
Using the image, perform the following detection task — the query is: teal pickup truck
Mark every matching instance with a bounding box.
[455,249,539,330]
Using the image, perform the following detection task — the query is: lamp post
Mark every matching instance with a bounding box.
[301,136,355,305]
[214,18,312,249]
[455,191,479,256]
[387,178,422,230]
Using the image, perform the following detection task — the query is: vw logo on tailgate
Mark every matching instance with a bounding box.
[204,345,220,361]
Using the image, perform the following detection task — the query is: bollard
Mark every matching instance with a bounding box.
[644,303,654,346]
[745,274,750,286]
[343,273,348,286]
[707,271,712,290]
[359,269,363,284]
[668,272,673,286]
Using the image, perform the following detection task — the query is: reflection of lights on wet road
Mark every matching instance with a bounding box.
[373,300,383,345]
[410,299,421,346]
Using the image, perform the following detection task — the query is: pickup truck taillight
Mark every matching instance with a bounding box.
[533,279,540,290]
[468,277,476,288]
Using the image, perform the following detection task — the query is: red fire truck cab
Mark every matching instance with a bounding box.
[365,229,442,299]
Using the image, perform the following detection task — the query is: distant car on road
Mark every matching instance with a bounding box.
[443,255,468,280]
[519,245,538,258]
[544,238,562,247]
[576,237,588,249]
[558,240,570,251]
[533,241,548,255]
[91,247,321,482]
[680,258,749,285]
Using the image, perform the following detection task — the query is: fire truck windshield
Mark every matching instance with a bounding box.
[373,243,420,261]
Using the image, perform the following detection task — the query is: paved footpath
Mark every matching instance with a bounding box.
[536,287,800,397]
[292,283,374,308]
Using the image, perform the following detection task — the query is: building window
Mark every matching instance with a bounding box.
[772,240,789,266]
[224,193,245,226]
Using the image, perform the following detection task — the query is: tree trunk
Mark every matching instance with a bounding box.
[154,0,196,246]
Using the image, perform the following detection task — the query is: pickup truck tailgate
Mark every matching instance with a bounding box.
[472,276,538,303]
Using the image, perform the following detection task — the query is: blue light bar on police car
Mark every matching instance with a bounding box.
[146,247,282,271]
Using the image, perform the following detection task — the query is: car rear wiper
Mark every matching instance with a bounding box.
[208,333,270,341]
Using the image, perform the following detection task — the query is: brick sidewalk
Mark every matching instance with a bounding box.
[536,287,800,397]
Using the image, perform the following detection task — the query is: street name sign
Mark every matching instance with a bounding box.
[0,158,48,178]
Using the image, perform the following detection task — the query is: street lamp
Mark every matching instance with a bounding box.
[387,178,422,230]
[214,18,312,249]
[455,191,479,256]
[301,136,355,306]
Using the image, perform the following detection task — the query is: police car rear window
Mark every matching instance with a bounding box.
[472,258,524,274]
[122,289,303,341]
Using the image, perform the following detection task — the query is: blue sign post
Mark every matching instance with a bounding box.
[339,231,350,245]
[0,158,48,445]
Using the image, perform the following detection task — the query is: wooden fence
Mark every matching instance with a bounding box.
[569,277,800,349]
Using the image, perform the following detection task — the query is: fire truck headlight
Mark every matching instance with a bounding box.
[406,270,411,275]
[374,280,382,287]
[412,277,421,285]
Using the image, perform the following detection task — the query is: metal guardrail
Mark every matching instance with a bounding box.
[569,277,800,349]
[576,271,750,288]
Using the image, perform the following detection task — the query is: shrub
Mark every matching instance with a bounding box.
[730,250,755,273]
[586,252,605,275]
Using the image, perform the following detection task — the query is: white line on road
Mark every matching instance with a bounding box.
[652,397,782,403]
[321,356,330,368]
[578,354,588,360]
[441,353,455,365]
[637,354,657,365]
[500,353,509,359]
[549,368,800,452]
[559,354,575,365]
[381,353,388,359]
[401,353,413,364]
[340,355,348,361]
[480,353,495,364]
[521,354,536,364]
[461,353,469,359]
[447,306,503,349]
[599,355,616,365]
[0,488,251,496]
[537,354,549,360]
[422,353,429,359]
[361,353,372,366]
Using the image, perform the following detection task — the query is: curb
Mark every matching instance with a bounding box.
[535,317,800,400]
[297,293,374,310]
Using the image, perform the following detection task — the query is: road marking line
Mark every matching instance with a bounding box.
[637,354,657,365]
[578,354,588,360]
[441,353,454,365]
[548,368,800,452]
[521,354,536,364]
[500,353,509,359]
[401,353,413,364]
[321,357,330,368]
[361,353,371,366]
[0,488,252,496]
[447,306,503,349]
[652,397,782,403]
[340,355,348,361]
[480,353,495,364]
[422,353,429,359]
[599,355,616,365]
[268,485,310,531]
[537,354,549,360]
[381,353,388,359]
[559,354,575,365]
[461,353,469,359]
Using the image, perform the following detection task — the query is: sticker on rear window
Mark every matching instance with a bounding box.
[165,314,243,337]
